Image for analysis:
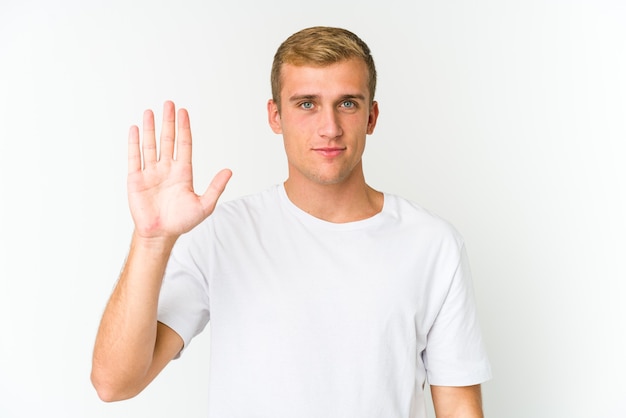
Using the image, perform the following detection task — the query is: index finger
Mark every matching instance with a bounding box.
[176,108,192,164]
[128,125,141,173]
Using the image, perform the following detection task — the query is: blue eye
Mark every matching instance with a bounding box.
[341,101,355,108]
[301,102,314,109]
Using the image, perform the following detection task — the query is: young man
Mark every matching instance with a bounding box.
[91,26,491,417]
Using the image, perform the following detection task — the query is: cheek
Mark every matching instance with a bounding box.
[282,115,314,139]
[281,130,305,157]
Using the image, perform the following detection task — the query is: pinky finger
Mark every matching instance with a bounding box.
[128,125,142,173]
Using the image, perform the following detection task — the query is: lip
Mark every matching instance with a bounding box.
[313,147,346,158]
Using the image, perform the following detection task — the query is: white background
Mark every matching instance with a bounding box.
[1,0,625,417]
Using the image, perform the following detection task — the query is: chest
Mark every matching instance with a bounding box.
[208,224,444,342]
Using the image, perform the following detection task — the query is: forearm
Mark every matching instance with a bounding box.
[431,384,484,418]
[92,101,229,401]
[91,232,176,401]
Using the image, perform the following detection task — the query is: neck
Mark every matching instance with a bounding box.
[283,171,383,223]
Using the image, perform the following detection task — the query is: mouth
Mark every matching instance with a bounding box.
[313,147,346,158]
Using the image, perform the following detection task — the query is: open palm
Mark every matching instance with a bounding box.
[127,101,231,240]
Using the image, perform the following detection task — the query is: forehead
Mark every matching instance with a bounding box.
[279,58,370,99]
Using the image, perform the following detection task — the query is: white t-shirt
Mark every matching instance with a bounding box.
[158,184,491,417]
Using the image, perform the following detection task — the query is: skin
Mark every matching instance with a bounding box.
[91,59,484,416]
[90,102,231,401]
[431,384,484,417]
[267,58,382,223]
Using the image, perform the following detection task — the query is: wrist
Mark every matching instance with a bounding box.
[130,231,178,255]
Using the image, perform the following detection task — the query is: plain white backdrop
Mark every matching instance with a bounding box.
[1,0,625,416]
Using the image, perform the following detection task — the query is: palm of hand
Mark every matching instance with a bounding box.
[127,101,231,241]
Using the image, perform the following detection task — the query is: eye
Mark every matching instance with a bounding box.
[341,100,356,109]
[300,101,314,110]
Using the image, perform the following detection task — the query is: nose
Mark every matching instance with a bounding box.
[317,108,343,139]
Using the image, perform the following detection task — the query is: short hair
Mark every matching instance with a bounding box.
[271,26,377,111]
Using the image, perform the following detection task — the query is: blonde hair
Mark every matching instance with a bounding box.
[271,26,377,111]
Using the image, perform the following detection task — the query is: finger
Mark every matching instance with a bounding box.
[159,100,176,161]
[199,169,233,215]
[176,108,192,164]
[142,109,157,167]
[128,125,141,173]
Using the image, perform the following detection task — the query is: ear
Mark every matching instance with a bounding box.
[267,99,282,134]
[366,101,379,135]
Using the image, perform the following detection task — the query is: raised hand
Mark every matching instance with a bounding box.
[127,101,232,242]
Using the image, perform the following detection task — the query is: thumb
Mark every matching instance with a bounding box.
[199,169,233,215]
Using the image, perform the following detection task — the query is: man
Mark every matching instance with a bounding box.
[91,26,491,417]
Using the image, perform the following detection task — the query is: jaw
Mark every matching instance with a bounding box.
[286,156,365,188]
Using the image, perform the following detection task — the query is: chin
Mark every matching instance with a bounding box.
[308,172,352,186]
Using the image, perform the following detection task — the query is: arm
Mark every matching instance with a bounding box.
[91,101,231,402]
[431,384,484,418]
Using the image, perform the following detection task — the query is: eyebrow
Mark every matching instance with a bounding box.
[289,94,319,103]
[288,93,367,103]
[338,94,366,102]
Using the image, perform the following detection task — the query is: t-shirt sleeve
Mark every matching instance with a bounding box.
[423,245,492,386]
[157,228,211,358]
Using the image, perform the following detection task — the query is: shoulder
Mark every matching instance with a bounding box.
[174,186,282,252]
[217,185,280,212]
[208,184,282,223]
[383,193,464,247]
[192,185,286,238]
